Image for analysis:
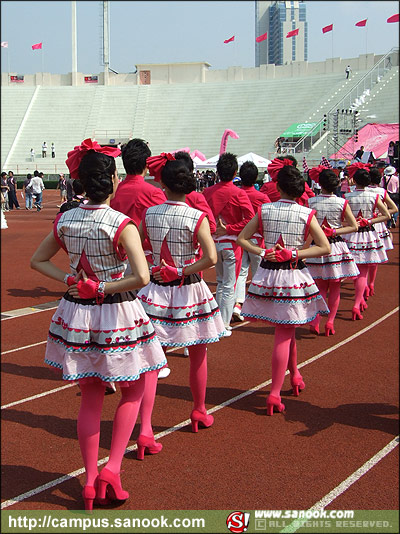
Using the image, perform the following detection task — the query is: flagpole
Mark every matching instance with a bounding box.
[331,30,333,60]
[41,47,44,74]
[365,24,368,56]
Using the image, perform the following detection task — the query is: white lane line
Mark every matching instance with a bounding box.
[280,436,400,533]
[2,340,47,355]
[1,384,77,410]
[1,309,398,507]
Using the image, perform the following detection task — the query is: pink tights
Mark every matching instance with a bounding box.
[188,344,208,413]
[354,264,369,309]
[367,264,378,288]
[270,325,299,398]
[78,377,145,486]
[312,279,341,329]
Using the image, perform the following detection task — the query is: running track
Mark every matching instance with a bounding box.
[1,191,398,513]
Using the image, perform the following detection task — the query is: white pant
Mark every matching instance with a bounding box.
[215,242,239,327]
[234,240,262,304]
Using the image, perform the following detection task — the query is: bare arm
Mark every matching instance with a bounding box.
[335,204,358,236]
[30,232,66,281]
[369,198,390,225]
[237,215,264,256]
[383,193,398,216]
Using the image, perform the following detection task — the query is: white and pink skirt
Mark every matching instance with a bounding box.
[137,274,226,347]
[45,291,167,385]
[242,259,329,325]
[306,236,360,280]
[373,221,393,251]
[342,226,388,264]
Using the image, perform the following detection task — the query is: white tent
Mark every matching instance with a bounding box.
[195,154,219,169]
[237,152,271,167]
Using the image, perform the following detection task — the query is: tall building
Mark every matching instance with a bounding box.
[255,1,308,66]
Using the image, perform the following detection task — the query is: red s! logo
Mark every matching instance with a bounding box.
[226,511,250,533]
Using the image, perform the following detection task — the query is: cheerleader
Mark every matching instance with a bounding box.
[343,163,390,320]
[137,154,226,432]
[237,159,331,415]
[306,166,359,336]
[365,167,398,298]
[31,140,166,511]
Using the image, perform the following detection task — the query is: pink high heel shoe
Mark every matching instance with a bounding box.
[352,307,363,321]
[190,410,214,433]
[137,435,163,460]
[97,468,129,503]
[266,394,285,415]
[360,298,368,312]
[309,323,319,335]
[364,285,370,300]
[325,322,335,337]
[82,484,97,512]
[290,375,305,396]
[368,283,375,296]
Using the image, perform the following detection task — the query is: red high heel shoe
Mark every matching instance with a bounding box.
[368,283,375,296]
[190,410,214,433]
[290,376,305,396]
[360,298,368,312]
[352,307,363,321]
[137,435,163,460]
[266,394,285,415]
[325,322,335,337]
[82,485,96,512]
[97,468,129,502]
[364,285,370,300]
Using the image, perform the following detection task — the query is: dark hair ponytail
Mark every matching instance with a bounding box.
[277,165,305,198]
[161,160,196,194]
[78,151,116,202]
[319,169,340,193]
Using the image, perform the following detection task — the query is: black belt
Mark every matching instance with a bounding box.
[150,273,201,287]
[260,259,306,271]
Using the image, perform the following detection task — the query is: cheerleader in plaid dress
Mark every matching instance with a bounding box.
[137,155,226,432]
[342,164,390,320]
[364,167,398,299]
[306,167,359,336]
[238,160,331,416]
[31,141,166,511]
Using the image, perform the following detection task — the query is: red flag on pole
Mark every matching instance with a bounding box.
[322,24,333,34]
[256,32,268,43]
[355,19,367,27]
[32,42,42,50]
[387,14,399,23]
[286,29,299,38]
[224,36,235,44]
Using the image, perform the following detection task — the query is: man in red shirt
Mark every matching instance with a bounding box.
[233,161,270,321]
[203,153,254,333]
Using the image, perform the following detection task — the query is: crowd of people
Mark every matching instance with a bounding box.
[12,137,396,511]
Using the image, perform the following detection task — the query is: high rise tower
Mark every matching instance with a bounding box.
[255,1,308,66]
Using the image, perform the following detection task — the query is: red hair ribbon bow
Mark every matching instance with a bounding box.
[267,158,293,182]
[65,139,121,180]
[346,161,372,179]
[146,153,176,182]
[308,165,326,184]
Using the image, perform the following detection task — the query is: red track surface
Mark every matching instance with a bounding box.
[1,191,399,514]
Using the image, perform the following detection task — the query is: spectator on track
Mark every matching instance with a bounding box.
[30,170,45,211]
[56,173,67,207]
[23,173,34,210]
[30,139,166,511]
[203,153,255,333]
[1,172,10,211]
[7,171,21,210]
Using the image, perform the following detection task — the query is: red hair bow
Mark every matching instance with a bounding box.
[65,138,121,180]
[308,165,326,184]
[346,161,372,179]
[267,158,293,182]
[146,153,175,182]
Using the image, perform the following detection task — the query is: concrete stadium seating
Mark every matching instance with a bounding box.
[1,66,398,174]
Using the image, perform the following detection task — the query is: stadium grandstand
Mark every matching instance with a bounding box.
[1,49,398,177]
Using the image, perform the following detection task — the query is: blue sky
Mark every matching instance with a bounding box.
[1,1,399,75]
